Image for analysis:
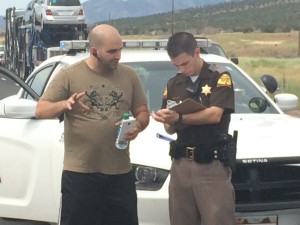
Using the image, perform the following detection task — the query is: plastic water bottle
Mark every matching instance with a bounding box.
[115,113,129,150]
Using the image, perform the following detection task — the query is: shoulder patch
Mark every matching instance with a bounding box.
[217,73,232,87]
[163,87,167,98]
[208,64,227,74]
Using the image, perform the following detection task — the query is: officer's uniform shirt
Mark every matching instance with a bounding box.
[162,61,234,147]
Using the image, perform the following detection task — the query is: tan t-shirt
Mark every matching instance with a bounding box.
[41,60,147,174]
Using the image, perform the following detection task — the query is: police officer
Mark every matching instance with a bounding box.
[152,32,235,225]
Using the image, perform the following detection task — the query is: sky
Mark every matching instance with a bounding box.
[1,0,88,16]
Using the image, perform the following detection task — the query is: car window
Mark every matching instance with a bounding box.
[24,64,56,99]
[48,0,81,6]
[124,61,176,111]
[201,44,228,58]
[124,61,279,114]
[223,63,278,114]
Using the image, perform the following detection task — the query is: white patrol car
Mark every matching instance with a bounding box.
[0,40,300,225]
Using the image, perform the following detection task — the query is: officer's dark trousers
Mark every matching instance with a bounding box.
[169,158,235,225]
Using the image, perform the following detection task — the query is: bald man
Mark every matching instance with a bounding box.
[36,24,149,225]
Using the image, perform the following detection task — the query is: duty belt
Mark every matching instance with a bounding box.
[169,141,220,164]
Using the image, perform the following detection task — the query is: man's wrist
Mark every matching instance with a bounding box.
[136,121,142,132]
[174,113,183,130]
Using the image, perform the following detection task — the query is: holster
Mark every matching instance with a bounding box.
[216,131,238,173]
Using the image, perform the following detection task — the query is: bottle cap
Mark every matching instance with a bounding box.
[123,112,129,119]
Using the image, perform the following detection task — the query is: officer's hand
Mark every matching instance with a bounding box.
[151,108,179,125]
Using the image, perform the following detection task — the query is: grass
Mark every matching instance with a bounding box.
[238,57,300,105]
[205,31,300,58]
[204,32,300,109]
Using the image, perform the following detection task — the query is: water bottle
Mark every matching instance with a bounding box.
[115,113,130,150]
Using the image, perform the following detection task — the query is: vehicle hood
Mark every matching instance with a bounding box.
[130,114,300,169]
[230,113,300,163]
[130,118,174,170]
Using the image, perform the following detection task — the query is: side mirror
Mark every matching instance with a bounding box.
[260,74,278,94]
[275,93,298,111]
[248,97,268,113]
[230,57,239,65]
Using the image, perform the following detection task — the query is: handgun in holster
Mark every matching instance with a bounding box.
[217,130,238,173]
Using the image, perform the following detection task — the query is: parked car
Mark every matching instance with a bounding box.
[0,40,300,225]
[125,38,239,64]
[23,0,36,24]
[198,37,239,64]
[33,0,85,26]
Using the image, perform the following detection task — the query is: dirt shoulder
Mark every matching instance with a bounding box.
[286,110,300,118]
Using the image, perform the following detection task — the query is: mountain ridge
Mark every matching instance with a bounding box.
[0,0,229,29]
[106,0,300,35]
[82,0,229,24]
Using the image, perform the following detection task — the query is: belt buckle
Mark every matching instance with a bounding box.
[186,147,195,160]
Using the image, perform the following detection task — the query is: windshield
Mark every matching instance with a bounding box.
[201,44,228,58]
[124,61,279,114]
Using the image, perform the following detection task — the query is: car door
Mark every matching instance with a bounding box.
[0,65,63,223]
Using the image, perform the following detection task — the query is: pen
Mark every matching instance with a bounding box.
[156,133,175,142]
[199,96,203,104]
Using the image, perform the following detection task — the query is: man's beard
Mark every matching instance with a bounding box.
[100,59,119,72]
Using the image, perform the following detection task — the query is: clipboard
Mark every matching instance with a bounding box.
[169,98,206,114]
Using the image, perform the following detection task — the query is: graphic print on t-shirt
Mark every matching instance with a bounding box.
[82,84,123,120]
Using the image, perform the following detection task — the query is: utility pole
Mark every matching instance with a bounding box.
[171,0,174,35]
[298,29,300,57]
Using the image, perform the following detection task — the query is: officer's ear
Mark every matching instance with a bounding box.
[195,47,200,56]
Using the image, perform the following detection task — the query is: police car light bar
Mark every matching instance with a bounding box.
[60,40,89,51]
[59,38,211,51]
[123,40,168,48]
[122,39,210,48]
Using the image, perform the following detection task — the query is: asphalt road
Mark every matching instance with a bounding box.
[0,72,20,99]
[0,218,49,225]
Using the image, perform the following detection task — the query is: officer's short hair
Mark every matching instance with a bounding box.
[167,32,198,58]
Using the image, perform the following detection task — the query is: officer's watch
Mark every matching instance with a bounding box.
[174,113,183,130]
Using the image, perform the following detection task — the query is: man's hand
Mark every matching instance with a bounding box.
[64,92,90,111]
[123,121,142,141]
[151,108,179,125]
